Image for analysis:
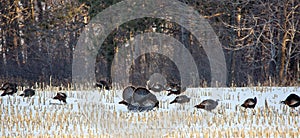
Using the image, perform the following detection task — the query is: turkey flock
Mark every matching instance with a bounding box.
[0,82,67,104]
[119,83,222,112]
[1,81,299,113]
[119,81,300,113]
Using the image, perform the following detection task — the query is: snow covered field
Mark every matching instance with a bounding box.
[0,86,299,137]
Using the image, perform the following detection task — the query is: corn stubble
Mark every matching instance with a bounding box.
[0,86,299,137]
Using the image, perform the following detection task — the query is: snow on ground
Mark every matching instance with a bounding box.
[0,86,299,137]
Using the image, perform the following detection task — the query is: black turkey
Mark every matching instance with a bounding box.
[281,94,300,108]
[195,99,219,112]
[0,83,17,96]
[19,88,35,97]
[166,85,186,96]
[120,100,159,112]
[119,87,159,112]
[53,92,67,104]
[170,95,190,104]
[95,80,111,90]
[133,87,159,107]
[241,97,257,109]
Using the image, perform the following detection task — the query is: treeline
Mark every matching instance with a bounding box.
[0,0,299,87]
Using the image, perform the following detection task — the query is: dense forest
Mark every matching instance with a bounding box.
[0,0,299,87]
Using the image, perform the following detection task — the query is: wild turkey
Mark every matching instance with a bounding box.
[281,94,300,108]
[147,81,164,92]
[53,92,67,104]
[19,88,35,97]
[1,88,17,96]
[95,80,111,90]
[118,85,135,105]
[0,83,10,90]
[133,87,159,107]
[119,87,159,112]
[127,102,159,112]
[170,95,190,104]
[241,97,257,109]
[149,83,164,92]
[194,99,219,112]
[1,83,17,96]
[165,82,178,91]
[166,85,186,96]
